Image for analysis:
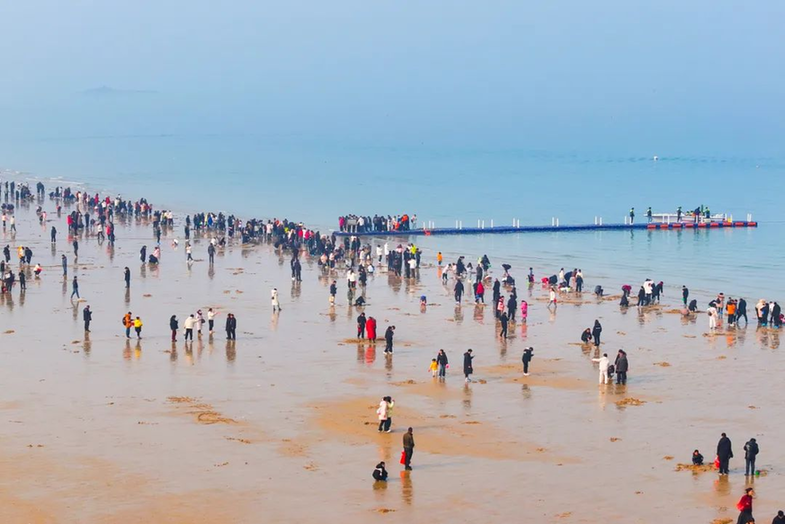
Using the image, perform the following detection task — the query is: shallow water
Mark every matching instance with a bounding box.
[1,198,783,523]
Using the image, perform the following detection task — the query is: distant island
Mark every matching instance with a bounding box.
[80,85,159,97]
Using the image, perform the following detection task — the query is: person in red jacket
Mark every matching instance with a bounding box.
[736,487,754,524]
[366,316,377,342]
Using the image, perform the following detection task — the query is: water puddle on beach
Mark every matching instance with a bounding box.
[0,200,783,523]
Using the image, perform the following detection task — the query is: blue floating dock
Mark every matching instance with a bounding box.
[334,221,758,237]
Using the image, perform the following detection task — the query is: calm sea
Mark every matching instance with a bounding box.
[1,134,783,301]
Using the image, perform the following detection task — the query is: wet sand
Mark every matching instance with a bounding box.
[1,197,784,523]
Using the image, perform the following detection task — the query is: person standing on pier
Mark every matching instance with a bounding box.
[629,207,635,224]
[647,207,653,223]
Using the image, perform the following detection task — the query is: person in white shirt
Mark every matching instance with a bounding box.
[207,308,216,334]
[547,287,558,309]
[271,288,281,312]
[592,353,610,384]
[707,303,718,329]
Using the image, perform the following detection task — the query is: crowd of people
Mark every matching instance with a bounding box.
[338,213,416,233]
[2,177,783,520]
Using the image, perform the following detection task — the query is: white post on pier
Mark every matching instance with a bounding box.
[599,217,603,226]
[478,219,481,228]
[459,221,463,229]
[490,219,494,228]
[551,217,555,227]
[482,220,485,229]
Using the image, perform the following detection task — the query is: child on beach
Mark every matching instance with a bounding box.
[429,358,438,377]
[134,316,143,339]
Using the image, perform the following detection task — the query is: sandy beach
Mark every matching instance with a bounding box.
[1,195,783,523]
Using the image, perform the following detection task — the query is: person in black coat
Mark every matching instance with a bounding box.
[615,350,629,385]
[83,305,92,332]
[744,438,759,476]
[522,347,534,375]
[372,462,388,482]
[717,432,733,475]
[384,326,395,354]
[507,295,517,322]
[356,313,367,339]
[169,315,179,342]
[454,280,464,304]
[592,320,603,346]
[581,328,592,343]
[463,349,474,382]
[499,312,509,338]
[225,313,237,340]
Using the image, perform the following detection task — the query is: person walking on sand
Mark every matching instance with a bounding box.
[140,245,147,263]
[499,311,509,338]
[717,432,733,475]
[547,287,557,309]
[357,312,367,339]
[454,279,464,304]
[329,280,337,305]
[520,300,528,323]
[403,427,415,470]
[615,349,629,385]
[271,288,281,312]
[124,267,130,288]
[73,239,79,258]
[133,316,143,339]
[682,285,689,306]
[744,438,759,476]
[70,276,80,300]
[226,313,237,340]
[61,254,67,277]
[169,315,179,342]
[51,226,57,243]
[384,325,395,354]
[592,319,603,346]
[195,310,204,337]
[522,346,534,375]
[18,269,26,292]
[376,396,392,432]
[772,510,785,524]
[463,349,474,383]
[83,305,92,332]
[436,349,448,379]
[592,353,610,384]
[736,487,754,524]
[736,298,748,326]
[184,314,196,341]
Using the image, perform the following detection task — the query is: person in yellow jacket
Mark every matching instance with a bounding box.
[133,316,143,339]
[429,358,438,377]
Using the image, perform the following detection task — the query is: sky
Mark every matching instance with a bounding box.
[0,1,783,156]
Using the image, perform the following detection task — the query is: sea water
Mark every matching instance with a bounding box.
[1,134,783,300]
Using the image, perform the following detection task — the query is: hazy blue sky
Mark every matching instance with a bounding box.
[1,1,783,154]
